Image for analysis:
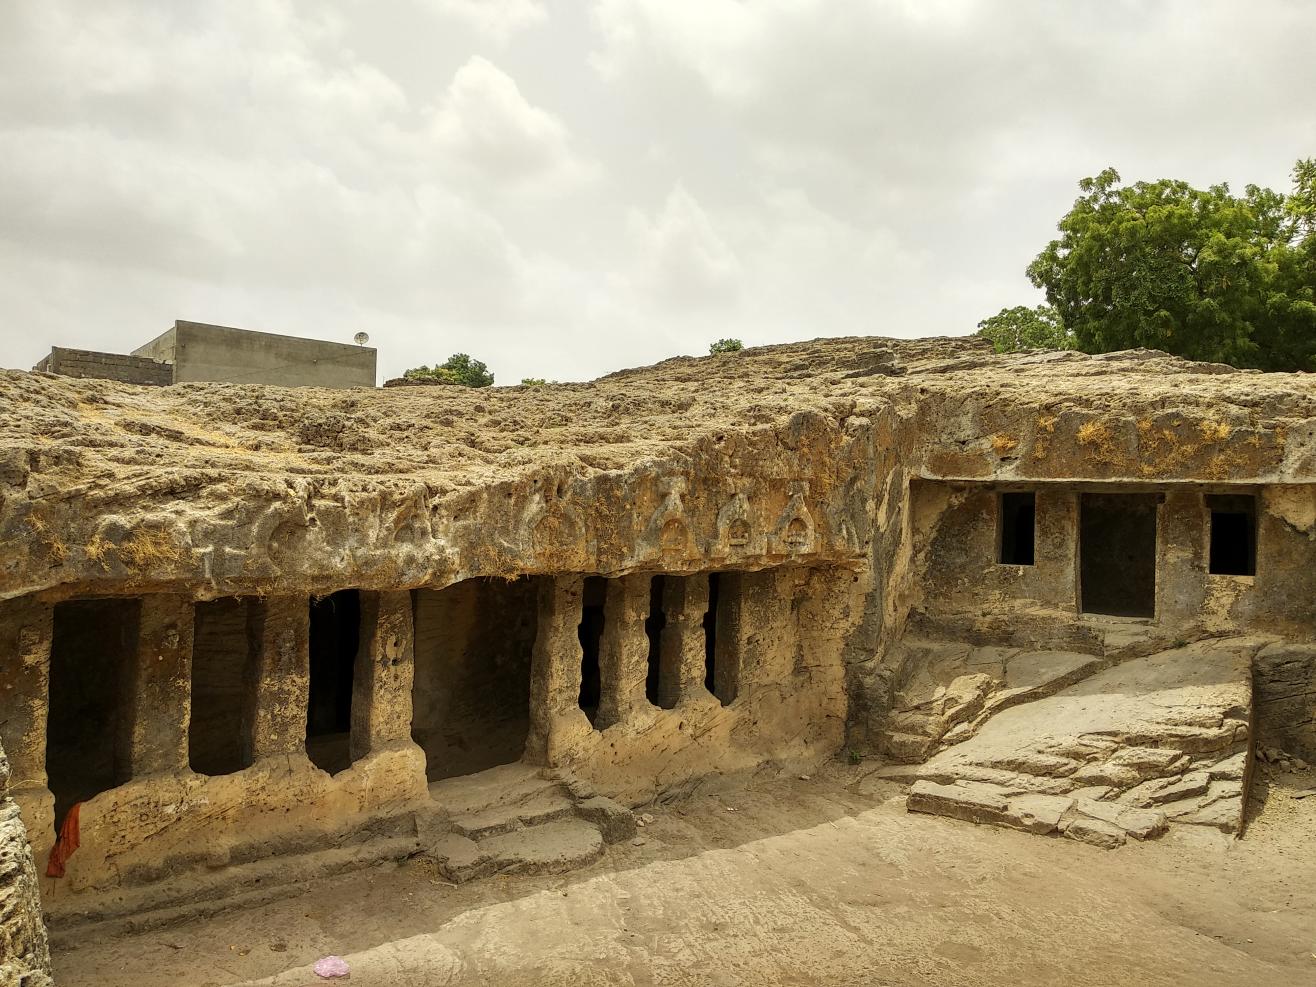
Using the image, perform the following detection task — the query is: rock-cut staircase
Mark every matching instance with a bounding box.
[420,763,636,882]
[877,636,1265,848]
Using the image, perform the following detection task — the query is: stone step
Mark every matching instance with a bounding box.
[428,762,561,816]
[481,819,605,876]
[429,819,606,883]
[451,792,577,840]
[906,779,1168,849]
[48,832,422,939]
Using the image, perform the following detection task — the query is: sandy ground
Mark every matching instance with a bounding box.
[51,759,1316,987]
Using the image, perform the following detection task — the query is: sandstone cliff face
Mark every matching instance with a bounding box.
[4,336,1314,605]
[1,335,1315,920]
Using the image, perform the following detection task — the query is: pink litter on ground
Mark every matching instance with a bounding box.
[314,955,350,978]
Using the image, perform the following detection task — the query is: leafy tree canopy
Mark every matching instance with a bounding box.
[1026,160,1316,371]
[976,304,1074,353]
[709,338,744,354]
[403,353,494,387]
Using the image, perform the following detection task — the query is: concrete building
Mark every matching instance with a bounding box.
[34,320,377,388]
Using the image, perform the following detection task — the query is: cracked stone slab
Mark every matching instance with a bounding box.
[1003,651,1105,693]
[1063,817,1127,849]
[907,780,1011,827]
[1068,798,1167,840]
[478,819,605,876]
[1207,751,1248,781]
[1006,793,1073,834]
[904,639,1253,837]
[907,781,1074,836]
[574,796,637,844]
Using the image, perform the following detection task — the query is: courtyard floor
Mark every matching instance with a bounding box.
[52,760,1316,987]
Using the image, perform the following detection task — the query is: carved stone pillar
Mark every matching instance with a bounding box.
[595,574,651,729]
[0,736,54,987]
[526,575,585,762]
[247,595,311,761]
[121,595,194,777]
[657,574,709,708]
[710,572,745,705]
[0,596,53,836]
[712,569,793,704]
[350,590,415,761]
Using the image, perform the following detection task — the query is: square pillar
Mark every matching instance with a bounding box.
[0,596,53,835]
[1036,487,1079,613]
[595,574,651,729]
[247,595,311,761]
[711,570,792,705]
[120,594,194,778]
[657,574,709,708]
[350,590,415,761]
[526,575,584,761]
[711,572,747,705]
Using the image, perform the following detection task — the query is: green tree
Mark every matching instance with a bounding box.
[976,304,1074,352]
[1026,161,1316,371]
[520,377,549,386]
[709,338,744,354]
[403,353,494,387]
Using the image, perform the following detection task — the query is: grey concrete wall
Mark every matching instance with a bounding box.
[142,321,376,388]
[131,326,177,364]
[34,346,173,386]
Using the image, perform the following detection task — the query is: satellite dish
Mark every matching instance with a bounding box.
[353,331,370,346]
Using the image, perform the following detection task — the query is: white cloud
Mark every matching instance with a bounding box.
[1,0,1314,389]
[419,0,547,43]
[430,56,595,191]
[630,185,741,309]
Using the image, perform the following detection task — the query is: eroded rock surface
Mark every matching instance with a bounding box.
[1253,643,1316,761]
[0,742,53,987]
[896,638,1262,844]
[2,333,1315,935]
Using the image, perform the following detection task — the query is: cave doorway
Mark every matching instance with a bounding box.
[1080,493,1158,618]
[411,577,542,782]
[46,597,139,834]
[189,597,258,777]
[307,590,360,774]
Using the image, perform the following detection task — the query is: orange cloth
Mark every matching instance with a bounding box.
[46,802,81,878]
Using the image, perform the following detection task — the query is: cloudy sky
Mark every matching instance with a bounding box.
[1,1,1313,384]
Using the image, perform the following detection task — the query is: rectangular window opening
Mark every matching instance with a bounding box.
[1079,493,1158,618]
[47,597,139,836]
[189,597,258,777]
[1206,494,1256,576]
[307,589,360,775]
[644,575,666,707]
[577,577,606,724]
[998,491,1036,565]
